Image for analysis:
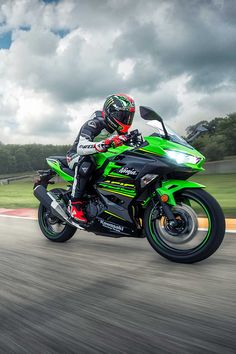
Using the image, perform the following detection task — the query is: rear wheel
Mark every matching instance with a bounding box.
[144,188,225,263]
[38,188,77,242]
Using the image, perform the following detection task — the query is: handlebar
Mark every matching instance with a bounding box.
[124,129,142,141]
[104,129,143,150]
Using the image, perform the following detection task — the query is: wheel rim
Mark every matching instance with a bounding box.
[40,189,67,238]
[41,208,66,237]
[149,194,212,254]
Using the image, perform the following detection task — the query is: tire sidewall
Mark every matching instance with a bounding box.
[144,188,225,263]
[38,188,77,242]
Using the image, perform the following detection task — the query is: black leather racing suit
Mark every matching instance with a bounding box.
[67,111,114,200]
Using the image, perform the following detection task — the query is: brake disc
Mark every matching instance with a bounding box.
[155,204,199,245]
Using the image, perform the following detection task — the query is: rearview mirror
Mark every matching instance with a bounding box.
[140,106,169,139]
[195,125,208,133]
[139,106,163,122]
[187,124,209,143]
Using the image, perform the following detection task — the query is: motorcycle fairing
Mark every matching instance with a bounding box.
[155,180,205,206]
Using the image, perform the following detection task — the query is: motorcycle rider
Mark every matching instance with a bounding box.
[66,93,135,223]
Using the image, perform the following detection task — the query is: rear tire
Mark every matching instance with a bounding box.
[144,189,225,263]
[38,188,77,242]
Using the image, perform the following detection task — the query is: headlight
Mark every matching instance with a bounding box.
[165,150,200,164]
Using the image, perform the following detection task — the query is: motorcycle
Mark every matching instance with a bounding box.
[33,106,225,263]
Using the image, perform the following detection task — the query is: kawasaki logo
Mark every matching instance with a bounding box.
[99,219,124,232]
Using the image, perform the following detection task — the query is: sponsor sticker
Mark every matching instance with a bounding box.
[88,120,97,129]
[99,219,124,232]
[81,166,88,173]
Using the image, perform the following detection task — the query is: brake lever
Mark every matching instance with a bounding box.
[125,129,141,140]
[125,130,143,146]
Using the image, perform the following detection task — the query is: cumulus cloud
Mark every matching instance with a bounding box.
[0,0,235,144]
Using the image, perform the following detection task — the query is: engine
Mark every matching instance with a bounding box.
[85,198,105,218]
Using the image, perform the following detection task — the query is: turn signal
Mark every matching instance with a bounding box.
[161,194,169,203]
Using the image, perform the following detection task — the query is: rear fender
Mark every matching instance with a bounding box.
[156,179,205,206]
[33,169,56,189]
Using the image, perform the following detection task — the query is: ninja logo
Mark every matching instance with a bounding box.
[118,167,138,176]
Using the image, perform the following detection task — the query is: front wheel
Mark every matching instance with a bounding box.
[144,189,225,263]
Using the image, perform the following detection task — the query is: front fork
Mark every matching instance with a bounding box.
[152,179,205,226]
[154,192,179,227]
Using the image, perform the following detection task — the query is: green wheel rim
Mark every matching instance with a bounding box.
[148,195,212,253]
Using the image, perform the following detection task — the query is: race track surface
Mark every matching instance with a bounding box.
[0,217,235,354]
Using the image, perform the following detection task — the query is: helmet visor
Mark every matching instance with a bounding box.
[111,110,134,126]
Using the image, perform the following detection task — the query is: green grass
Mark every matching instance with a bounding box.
[0,180,67,209]
[0,174,235,217]
[191,174,236,217]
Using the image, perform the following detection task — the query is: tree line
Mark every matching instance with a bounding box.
[0,144,70,175]
[185,112,236,161]
[0,113,235,175]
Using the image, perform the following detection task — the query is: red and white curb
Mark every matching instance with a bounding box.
[0,208,236,233]
[0,208,37,220]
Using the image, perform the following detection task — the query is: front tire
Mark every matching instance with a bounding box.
[144,189,225,263]
[38,188,77,242]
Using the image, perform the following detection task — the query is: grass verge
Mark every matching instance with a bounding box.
[191,173,236,217]
[0,181,66,209]
[0,174,235,217]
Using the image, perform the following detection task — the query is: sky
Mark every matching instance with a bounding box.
[0,0,236,144]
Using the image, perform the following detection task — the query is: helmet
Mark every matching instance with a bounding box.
[103,93,135,134]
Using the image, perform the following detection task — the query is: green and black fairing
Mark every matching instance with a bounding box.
[42,111,206,238]
[34,106,225,263]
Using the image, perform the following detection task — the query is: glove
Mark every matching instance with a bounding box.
[94,141,107,152]
[117,135,128,143]
[104,135,128,148]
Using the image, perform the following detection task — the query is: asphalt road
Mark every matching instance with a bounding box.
[0,217,235,354]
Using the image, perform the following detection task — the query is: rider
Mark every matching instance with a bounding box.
[66,93,135,223]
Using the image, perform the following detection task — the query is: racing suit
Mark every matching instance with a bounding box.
[66,111,115,201]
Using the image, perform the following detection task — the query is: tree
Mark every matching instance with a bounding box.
[186,113,236,161]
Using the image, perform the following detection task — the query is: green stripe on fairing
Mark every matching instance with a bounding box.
[104,210,126,221]
[99,187,134,198]
[138,148,162,156]
[107,174,130,179]
[99,182,135,190]
[93,145,132,169]
[98,182,135,195]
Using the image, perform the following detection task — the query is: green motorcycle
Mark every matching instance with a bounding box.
[34,106,225,263]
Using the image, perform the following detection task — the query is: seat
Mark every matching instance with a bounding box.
[48,156,68,167]
[48,156,75,178]
[62,168,75,177]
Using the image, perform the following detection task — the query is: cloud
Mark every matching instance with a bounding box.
[0,0,235,144]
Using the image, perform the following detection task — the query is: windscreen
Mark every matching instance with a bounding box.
[146,120,194,149]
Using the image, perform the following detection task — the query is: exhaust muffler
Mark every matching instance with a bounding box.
[34,185,84,229]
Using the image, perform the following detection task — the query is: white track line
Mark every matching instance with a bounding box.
[0,214,235,233]
[0,214,37,220]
